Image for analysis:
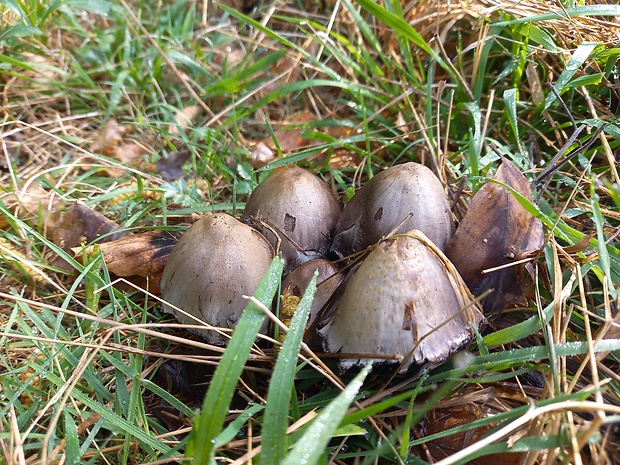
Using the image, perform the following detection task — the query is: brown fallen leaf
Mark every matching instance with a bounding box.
[91,119,134,157]
[157,150,191,181]
[90,120,153,176]
[445,158,544,312]
[416,387,528,465]
[6,53,62,93]
[115,142,153,169]
[250,110,320,169]
[168,105,202,138]
[251,142,278,169]
[74,229,181,278]
[50,202,127,251]
[0,183,60,229]
[146,357,210,432]
[261,54,303,95]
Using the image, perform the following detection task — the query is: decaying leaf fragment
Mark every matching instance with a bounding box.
[445,159,544,312]
[75,230,181,278]
[417,385,527,465]
[90,119,153,175]
[168,105,202,138]
[250,110,315,169]
[50,203,127,251]
[156,150,191,181]
[91,119,134,157]
[0,183,60,229]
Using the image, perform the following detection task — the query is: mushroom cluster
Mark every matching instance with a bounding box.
[160,162,488,372]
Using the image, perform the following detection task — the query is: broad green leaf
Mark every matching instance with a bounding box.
[0,24,43,41]
[64,410,81,465]
[503,88,526,162]
[483,303,553,346]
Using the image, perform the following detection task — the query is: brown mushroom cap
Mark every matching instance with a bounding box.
[159,213,274,344]
[242,165,341,273]
[281,258,345,329]
[331,162,453,258]
[319,230,485,372]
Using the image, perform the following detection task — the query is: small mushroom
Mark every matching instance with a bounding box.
[281,258,345,330]
[319,230,485,372]
[331,162,453,258]
[243,165,341,273]
[159,213,274,344]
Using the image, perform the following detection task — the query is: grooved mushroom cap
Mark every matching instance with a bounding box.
[242,165,341,273]
[159,213,274,344]
[319,230,485,372]
[331,162,453,257]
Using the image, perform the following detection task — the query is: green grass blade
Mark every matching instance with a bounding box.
[464,102,482,183]
[495,6,620,26]
[205,49,288,95]
[503,88,526,163]
[260,272,318,465]
[186,257,284,465]
[104,69,130,120]
[218,4,340,81]
[282,364,372,465]
[353,0,456,82]
[215,404,265,448]
[543,41,597,111]
[591,180,615,297]
[483,303,554,346]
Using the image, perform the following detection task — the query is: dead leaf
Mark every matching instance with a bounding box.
[91,119,134,157]
[249,110,317,168]
[251,142,278,169]
[90,120,154,176]
[0,132,28,171]
[327,150,361,170]
[417,395,526,465]
[169,105,202,138]
[445,158,544,312]
[0,183,60,229]
[147,358,210,432]
[6,53,62,93]
[115,142,153,165]
[49,203,127,252]
[74,229,181,278]
[157,150,191,181]
[262,54,302,94]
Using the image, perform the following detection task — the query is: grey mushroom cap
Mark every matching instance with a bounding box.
[159,213,274,344]
[243,165,342,273]
[331,162,453,258]
[319,230,485,372]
